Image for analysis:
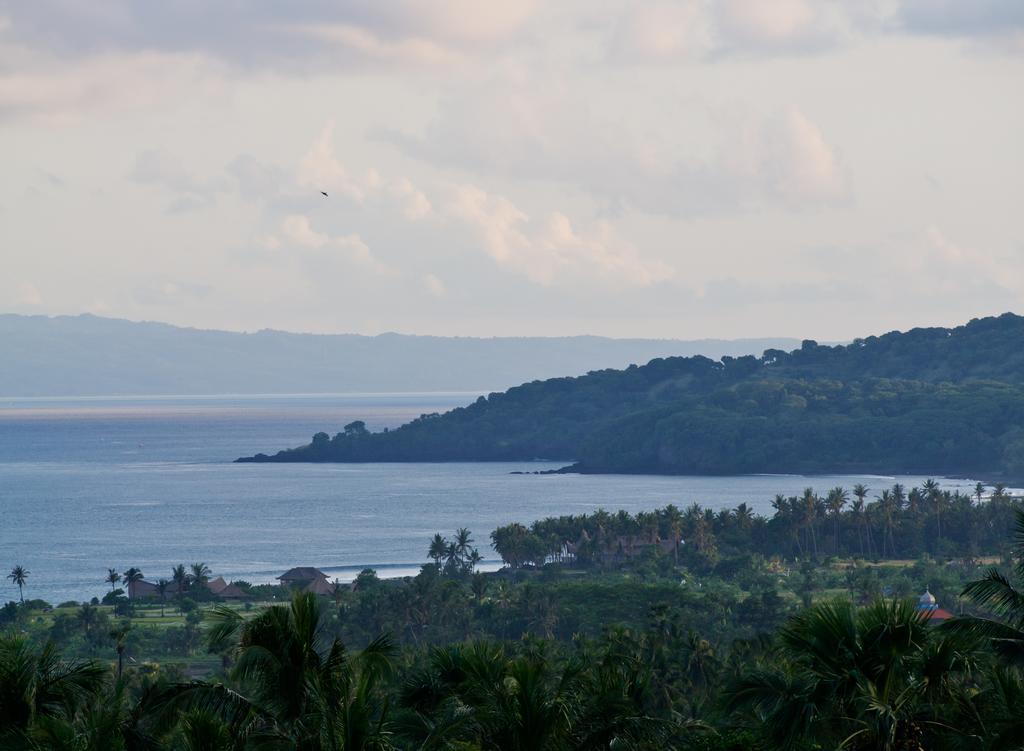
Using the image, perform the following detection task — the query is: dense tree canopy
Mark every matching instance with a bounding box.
[240,314,1024,477]
[4,503,1024,749]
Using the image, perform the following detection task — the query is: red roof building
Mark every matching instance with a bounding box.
[916,589,954,622]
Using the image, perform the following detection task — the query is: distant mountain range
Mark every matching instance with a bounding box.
[0,314,803,397]
[240,313,1024,479]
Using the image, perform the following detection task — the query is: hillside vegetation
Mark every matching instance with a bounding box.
[240,313,1024,477]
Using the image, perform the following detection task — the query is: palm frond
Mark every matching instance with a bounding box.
[1012,508,1024,582]
[205,604,245,653]
[724,668,824,751]
[962,568,1024,624]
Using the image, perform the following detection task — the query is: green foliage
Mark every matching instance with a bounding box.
[725,599,985,750]
[190,593,396,748]
[942,507,1024,668]
[241,313,1024,477]
[5,492,1024,748]
[0,635,107,746]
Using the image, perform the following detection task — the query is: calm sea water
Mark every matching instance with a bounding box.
[0,394,1005,605]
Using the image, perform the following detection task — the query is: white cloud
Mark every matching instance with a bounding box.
[281,214,329,248]
[446,184,673,286]
[1,2,1020,339]
[393,0,540,43]
[715,0,835,50]
[335,234,388,274]
[297,123,367,202]
[387,75,849,215]
[919,226,1022,293]
[729,108,849,205]
[611,1,711,62]
[297,123,432,220]
[390,177,433,220]
[607,0,851,63]
[277,215,389,275]
[423,273,447,297]
[292,24,463,68]
[0,50,226,123]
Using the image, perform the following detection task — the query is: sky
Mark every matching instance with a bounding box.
[1,1,1022,340]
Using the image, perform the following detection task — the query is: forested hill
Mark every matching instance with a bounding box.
[760,311,1024,382]
[238,313,1024,477]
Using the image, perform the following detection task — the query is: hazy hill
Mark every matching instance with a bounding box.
[0,313,801,397]
[241,313,1024,478]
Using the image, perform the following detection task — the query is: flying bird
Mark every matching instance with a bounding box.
[320,191,328,197]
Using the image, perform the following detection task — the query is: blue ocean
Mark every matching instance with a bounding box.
[0,394,1001,605]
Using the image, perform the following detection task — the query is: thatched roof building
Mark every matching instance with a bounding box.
[278,567,329,584]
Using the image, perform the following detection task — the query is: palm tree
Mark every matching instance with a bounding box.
[734,502,754,530]
[454,528,474,561]
[122,567,144,600]
[443,542,460,574]
[825,486,847,555]
[853,484,873,557]
[850,498,866,557]
[428,533,447,570]
[491,523,532,570]
[156,579,170,617]
[975,482,986,504]
[772,494,802,556]
[0,635,107,743]
[198,592,395,748]
[171,710,234,751]
[402,641,667,751]
[877,490,898,558]
[922,478,942,546]
[680,631,719,691]
[852,483,868,505]
[7,565,28,603]
[105,568,121,593]
[525,592,559,639]
[109,623,131,679]
[494,579,514,610]
[172,563,188,597]
[471,572,488,603]
[75,603,104,647]
[906,486,923,516]
[727,598,981,750]
[800,488,820,559]
[190,562,211,590]
[30,676,148,750]
[943,508,1024,666]
[662,503,684,564]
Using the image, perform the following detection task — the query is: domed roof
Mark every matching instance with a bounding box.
[919,589,936,606]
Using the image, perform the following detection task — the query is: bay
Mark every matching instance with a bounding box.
[0,394,1006,605]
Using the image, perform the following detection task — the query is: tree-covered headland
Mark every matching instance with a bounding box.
[239,313,1024,479]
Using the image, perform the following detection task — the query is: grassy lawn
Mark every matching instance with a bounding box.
[20,600,283,680]
[30,600,279,630]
